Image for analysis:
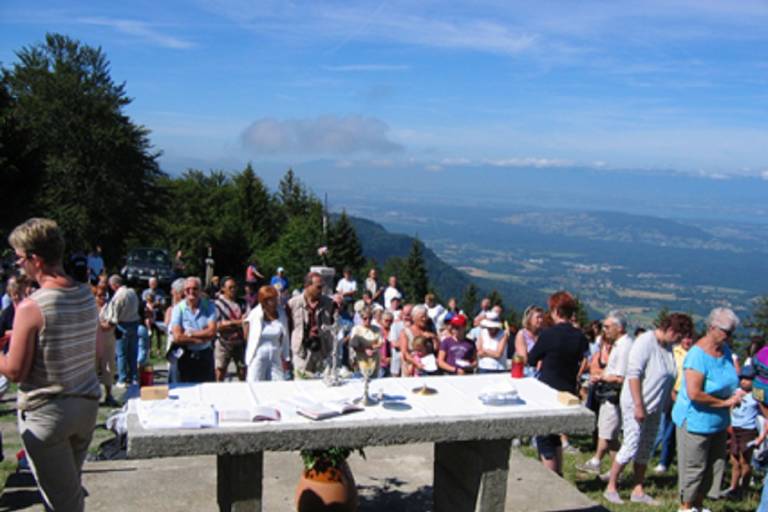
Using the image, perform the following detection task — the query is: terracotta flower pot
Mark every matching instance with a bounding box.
[295,461,358,512]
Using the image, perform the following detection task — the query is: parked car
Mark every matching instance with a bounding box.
[121,248,175,287]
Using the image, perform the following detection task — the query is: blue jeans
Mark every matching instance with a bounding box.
[136,325,150,368]
[116,321,139,384]
[654,409,676,467]
[758,472,768,512]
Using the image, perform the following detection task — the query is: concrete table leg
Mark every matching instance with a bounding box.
[433,439,511,512]
[217,452,263,512]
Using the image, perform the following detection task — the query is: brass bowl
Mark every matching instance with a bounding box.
[411,384,438,396]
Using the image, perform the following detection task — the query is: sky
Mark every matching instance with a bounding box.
[2,0,768,179]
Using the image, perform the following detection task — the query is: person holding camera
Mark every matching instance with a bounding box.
[288,272,335,378]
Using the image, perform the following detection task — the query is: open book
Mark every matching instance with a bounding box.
[217,405,281,423]
[292,397,363,421]
[211,384,281,424]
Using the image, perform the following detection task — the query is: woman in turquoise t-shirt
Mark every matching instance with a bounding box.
[671,308,744,512]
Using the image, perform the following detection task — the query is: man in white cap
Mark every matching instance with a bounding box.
[270,266,289,302]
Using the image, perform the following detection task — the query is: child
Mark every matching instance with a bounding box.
[410,336,429,377]
[725,365,765,499]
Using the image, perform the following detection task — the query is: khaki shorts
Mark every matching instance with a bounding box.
[214,339,245,371]
[597,401,622,441]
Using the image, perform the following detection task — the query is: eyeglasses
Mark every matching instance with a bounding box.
[717,326,734,337]
[15,252,32,266]
[185,287,200,293]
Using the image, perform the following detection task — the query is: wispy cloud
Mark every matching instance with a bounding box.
[78,17,195,49]
[202,2,536,55]
[484,157,573,168]
[241,115,404,155]
[323,64,410,72]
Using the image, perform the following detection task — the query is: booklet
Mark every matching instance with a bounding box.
[293,397,364,421]
[209,383,281,424]
[218,405,281,423]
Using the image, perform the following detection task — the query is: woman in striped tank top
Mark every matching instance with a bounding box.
[2,218,100,511]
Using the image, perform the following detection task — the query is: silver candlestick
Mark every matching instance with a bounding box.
[322,320,343,387]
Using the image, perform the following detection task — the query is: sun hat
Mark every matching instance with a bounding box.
[480,311,503,329]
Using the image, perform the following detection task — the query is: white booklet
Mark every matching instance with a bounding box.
[208,383,281,424]
[217,405,281,423]
[292,397,363,421]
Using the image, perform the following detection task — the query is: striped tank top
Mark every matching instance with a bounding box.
[19,283,101,411]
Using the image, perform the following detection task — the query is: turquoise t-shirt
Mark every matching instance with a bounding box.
[672,345,739,434]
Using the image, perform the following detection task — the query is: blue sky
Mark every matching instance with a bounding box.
[2,0,768,178]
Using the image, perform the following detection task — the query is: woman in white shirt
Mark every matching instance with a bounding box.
[244,286,290,381]
[476,313,509,373]
[349,306,384,374]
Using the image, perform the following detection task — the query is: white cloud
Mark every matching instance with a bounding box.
[241,115,404,155]
[78,17,195,49]
[322,64,411,72]
[484,157,573,168]
[761,170,768,180]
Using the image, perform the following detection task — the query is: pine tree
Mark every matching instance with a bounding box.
[573,297,591,328]
[461,284,479,318]
[1,33,164,260]
[277,168,313,218]
[654,306,671,327]
[382,257,405,286]
[487,290,504,308]
[258,204,324,287]
[326,211,365,276]
[745,296,768,341]
[401,239,429,303]
[234,163,276,252]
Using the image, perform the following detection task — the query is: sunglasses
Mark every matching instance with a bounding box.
[717,326,734,337]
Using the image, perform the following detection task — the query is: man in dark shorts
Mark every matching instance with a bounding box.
[214,277,245,381]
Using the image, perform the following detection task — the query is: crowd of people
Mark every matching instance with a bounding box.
[2,218,768,511]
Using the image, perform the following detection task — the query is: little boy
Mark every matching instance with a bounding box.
[726,365,765,499]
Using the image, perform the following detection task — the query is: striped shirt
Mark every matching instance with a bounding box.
[19,284,101,411]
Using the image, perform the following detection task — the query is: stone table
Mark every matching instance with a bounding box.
[127,374,594,512]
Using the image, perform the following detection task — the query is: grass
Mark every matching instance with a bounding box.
[0,337,173,496]
[520,435,762,511]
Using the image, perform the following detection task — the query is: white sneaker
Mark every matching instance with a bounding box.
[576,458,601,474]
[653,463,667,474]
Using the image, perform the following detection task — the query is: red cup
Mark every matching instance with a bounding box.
[510,358,524,379]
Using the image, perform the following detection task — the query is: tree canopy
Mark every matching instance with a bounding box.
[0,33,165,263]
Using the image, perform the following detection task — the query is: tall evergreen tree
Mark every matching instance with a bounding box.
[745,296,768,341]
[382,256,405,286]
[277,168,314,219]
[326,211,365,277]
[461,283,479,318]
[258,203,324,287]
[653,306,671,327]
[401,239,429,303]
[573,297,591,328]
[0,33,164,262]
[234,163,276,252]
[487,290,504,308]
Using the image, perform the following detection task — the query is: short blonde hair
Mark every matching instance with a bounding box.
[8,218,65,265]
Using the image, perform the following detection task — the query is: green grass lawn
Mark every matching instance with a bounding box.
[0,344,172,496]
[520,435,762,511]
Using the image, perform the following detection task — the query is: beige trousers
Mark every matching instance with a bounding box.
[18,396,99,511]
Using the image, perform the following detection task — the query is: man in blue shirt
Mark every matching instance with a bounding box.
[270,267,289,298]
[171,276,217,382]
